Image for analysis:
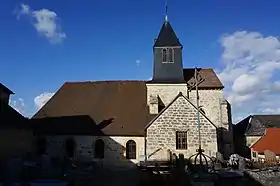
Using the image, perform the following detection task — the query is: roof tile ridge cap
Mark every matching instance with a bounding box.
[65,81,91,84]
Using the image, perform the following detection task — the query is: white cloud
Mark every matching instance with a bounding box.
[15,3,66,44]
[9,97,25,115]
[217,31,280,122]
[34,92,54,110]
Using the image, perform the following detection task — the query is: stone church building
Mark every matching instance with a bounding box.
[31,18,233,168]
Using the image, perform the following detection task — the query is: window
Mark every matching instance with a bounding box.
[94,139,104,159]
[126,140,136,159]
[162,48,174,63]
[252,152,257,158]
[168,48,174,62]
[162,48,167,62]
[176,131,188,150]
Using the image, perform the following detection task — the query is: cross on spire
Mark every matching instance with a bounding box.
[165,0,168,21]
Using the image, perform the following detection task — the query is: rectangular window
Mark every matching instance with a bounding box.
[252,152,257,158]
[176,131,188,149]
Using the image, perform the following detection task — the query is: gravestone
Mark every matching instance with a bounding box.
[238,155,246,170]
[216,152,224,163]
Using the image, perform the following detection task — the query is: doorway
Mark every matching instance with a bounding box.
[65,138,75,158]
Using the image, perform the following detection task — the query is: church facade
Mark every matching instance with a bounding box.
[31,18,233,168]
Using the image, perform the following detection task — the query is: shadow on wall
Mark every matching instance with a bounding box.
[232,116,252,159]
[1,115,143,184]
[30,115,142,170]
[233,133,251,159]
[216,101,235,160]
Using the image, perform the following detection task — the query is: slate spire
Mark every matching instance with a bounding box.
[153,20,182,47]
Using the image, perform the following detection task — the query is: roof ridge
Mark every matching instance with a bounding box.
[183,67,214,70]
[64,80,147,84]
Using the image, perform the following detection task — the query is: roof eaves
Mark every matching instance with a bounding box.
[0,83,14,94]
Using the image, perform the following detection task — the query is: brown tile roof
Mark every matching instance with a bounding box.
[30,115,105,135]
[147,68,224,89]
[183,68,224,89]
[32,81,150,136]
[251,128,280,155]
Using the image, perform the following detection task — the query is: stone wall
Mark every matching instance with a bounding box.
[246,169,280,186]
[44,135,145,168]
[146,84,230,129]
[146,95,218,160]
[146,83,233,157]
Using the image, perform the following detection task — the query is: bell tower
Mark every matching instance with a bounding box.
[152,11,184,83]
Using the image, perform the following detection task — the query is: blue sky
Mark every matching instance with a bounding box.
[1,0,280,122]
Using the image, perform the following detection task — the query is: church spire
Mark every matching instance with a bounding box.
[153,0,182,47]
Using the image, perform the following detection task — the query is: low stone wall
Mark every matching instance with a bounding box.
[245,168,280,186]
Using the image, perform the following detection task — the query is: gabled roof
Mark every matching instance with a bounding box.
[144,92,217,129]
[234,115,280,136]
[32,81,152,136]
[147,68,224,89]
[251,128,280,155]
[154,20,182,47]
[0,83,14,94]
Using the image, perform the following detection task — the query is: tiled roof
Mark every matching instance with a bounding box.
[32,81,152,136]
[251,128,280,155]
[183,68,224,89]
[148,68,224,89]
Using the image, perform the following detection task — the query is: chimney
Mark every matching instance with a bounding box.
[149,95,159,114]
[0,83,14,105]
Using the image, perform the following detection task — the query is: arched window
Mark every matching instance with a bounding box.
[126,140,136,159]
[168,48,174,62]
[65,138,76,158]
[162,48,167,62]
[94,139,104,159]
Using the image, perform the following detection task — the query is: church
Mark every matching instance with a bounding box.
[31,16,233,168]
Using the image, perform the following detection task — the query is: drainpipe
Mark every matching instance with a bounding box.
[144,129,147,163]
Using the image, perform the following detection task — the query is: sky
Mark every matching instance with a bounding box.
[1,0,280,123]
